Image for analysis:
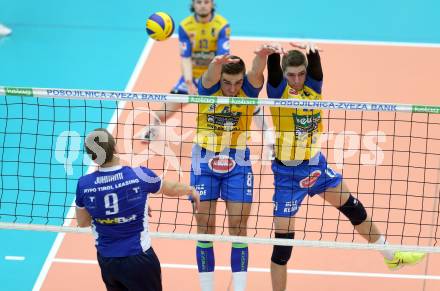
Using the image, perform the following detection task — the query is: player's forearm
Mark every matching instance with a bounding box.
[307,51,323,81]
[267,53,283,87]
[160,180,193,198]
[76,207,92,227]
[181,57,193,82]
[251,54,268,76]
[202,61,222,87]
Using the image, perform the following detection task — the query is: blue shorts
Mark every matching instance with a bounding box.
[171,76,199,94]
[190,144,253,202]
[272,153,342,217]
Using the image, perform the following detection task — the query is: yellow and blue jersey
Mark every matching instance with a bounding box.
[268,76,323,161]
[194,77,261,153]
[179,14,230,79]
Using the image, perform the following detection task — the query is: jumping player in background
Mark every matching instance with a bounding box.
[76,128,200,291]
[172,0,229,95]
[265,42,426,291]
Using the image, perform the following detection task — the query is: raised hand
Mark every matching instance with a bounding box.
[289,42,323,54]
[211,54,241,65]
[254,43,284,56]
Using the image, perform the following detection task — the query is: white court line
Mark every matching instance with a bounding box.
[5,256,26,261]
[32,38,156,291]
[52,258,440,281]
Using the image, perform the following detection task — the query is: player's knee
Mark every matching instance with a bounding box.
[228,219,249,236]
[271,232,294,266]
[338,194,367,226]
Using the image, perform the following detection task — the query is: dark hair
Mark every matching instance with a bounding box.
[190,0,215,13]
[281,50,308,72]
[85,128,116,165]
[221,55,246,76]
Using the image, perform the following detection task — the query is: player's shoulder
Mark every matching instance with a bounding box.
[76,171,97,189]
[180,15,196,28]
[212,14,228,27]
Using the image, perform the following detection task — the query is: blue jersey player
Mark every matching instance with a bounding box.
[266,42,425,291]
[75,128,200,291]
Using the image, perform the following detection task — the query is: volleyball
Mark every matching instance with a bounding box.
[146,12,175,41]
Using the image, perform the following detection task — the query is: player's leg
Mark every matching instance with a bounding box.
[116,247,162,291]
[226,201,252,291]
[191,156,220,291]
[270,161,304,291]
[322,181,381,242]
[222,162,253,291]
[97,253,128,291]
[194,200,218,291]
[271,216,295,291]
[317,157,425,270]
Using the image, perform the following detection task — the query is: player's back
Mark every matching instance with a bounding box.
[76,166,161,257]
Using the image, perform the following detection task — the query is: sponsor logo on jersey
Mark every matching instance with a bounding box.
[208,155,236,173]
[299,170,321,188]
[289,88,299,95]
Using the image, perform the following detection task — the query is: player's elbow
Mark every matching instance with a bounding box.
[77,219,91,228]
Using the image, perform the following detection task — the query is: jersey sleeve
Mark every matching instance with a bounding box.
[305,75,323,94]
[216,24,230,55]
[139,167,162,194]
[267,78,287,99]
[242,76,262,98]
[75,180,85,208]
[198,78,221,95]
[179,25,192,58]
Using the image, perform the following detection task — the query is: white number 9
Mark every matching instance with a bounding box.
[104,193,119,215]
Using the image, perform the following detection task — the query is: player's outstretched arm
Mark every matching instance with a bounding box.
[289,42,323,81]
[201,54,240,89]
[160,181,200,212]
[248,44,282,88]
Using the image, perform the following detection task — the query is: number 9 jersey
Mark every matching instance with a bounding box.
[75,166,162,257]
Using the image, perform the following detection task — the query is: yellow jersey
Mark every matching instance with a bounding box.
[195,77,261,152]
[269,77,323,161]
[179,14,230,78]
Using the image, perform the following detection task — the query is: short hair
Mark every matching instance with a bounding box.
[221,55,246,76]
[190,0,215,13]
[281,50,308,72]
[85,128,116,165]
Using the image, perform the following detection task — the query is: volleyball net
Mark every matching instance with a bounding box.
[1,86,440,252]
